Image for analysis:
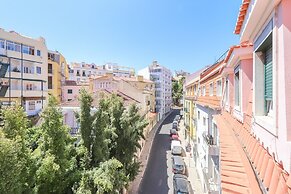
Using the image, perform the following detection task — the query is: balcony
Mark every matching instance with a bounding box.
[202,132,219,156]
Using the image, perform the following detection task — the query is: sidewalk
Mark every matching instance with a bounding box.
[127,110,173,194]
[178,120,204,194]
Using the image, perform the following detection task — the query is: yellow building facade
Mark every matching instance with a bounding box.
[48,51,69,103]
[184,74,201,141]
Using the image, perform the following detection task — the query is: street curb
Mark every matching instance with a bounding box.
[128,109,174,194]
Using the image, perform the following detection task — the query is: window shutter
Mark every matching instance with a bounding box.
[264,45,273,100]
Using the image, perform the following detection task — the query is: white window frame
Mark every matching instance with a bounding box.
[209,82,213,96]
[234,64,241,111]
[216,79,222,97]
[224,77,230,111]
[253,18,276,135]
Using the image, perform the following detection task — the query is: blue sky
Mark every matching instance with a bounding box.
[1,0,241,74]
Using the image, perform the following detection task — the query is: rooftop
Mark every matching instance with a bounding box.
[234,0,251,35]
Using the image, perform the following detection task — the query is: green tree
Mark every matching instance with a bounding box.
[0,105,35,194]
[78,89,94,153]
[109,98,148,181]
[75,158,128,194]
[0,131,27,194]
[34,96,78,194]
[172,77,185,106]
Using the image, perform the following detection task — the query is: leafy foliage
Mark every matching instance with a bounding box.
[0,91,149,193]
[172,77,185,106]
[75,159,128,194]
[34,96,78,194]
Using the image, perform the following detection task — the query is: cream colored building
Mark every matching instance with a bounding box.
[90,73,155,115]
[0,28,48,116]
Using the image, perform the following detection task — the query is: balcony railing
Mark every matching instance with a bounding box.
[202,132,219,156]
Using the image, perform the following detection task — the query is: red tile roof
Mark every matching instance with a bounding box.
[214,89,291,193]
[197,96,221,110]
[234,0,251,34]
[224,42,253,63]
[64,80,77,86]
[200,61,224,82]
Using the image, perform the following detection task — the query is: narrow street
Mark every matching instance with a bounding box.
[139,109,180,194]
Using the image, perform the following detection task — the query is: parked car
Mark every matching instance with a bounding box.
[172,121,178,130]
[171,156,186,175]
[170,128,178,136]
[171,140,181,150]
[173,174,194,194]
[171,146,183,156]
[171,134,180,141]
[174,115,180,122]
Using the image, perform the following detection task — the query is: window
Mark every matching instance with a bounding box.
[48,76,53,89]
[26,84,33,90]
[202,86,206,96]
[68,99,72,101]
[24,67,29,73]
[48,63,53,74]
[29,47,35,55]
[36,67,41,74]
[209,83,213,96]
[225,78,229,105]
[68,89,73,94]
[14,43,21,52]
[7,41,14,51]
[76,70,80,76]
[203,117,206,126]
[28,101,36,110]
[198,111,200,119]
[82,71,86,77]
[234,65,240,107]
[0,39,4,48]
[264,45,273,115]
[37,50,41,56]
[216,80,222,96]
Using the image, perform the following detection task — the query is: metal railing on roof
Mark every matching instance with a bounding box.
[214,49,229,64]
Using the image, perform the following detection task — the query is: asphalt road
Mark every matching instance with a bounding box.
[139,109,180,194]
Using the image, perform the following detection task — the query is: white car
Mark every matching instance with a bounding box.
[171,140,182,150]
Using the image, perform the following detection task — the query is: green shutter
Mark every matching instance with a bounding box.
[264,45,273,100]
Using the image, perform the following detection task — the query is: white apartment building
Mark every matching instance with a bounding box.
[102,62,135,77]
[69,62,135,84]
[138,61,172,118]
[0,28,48,116]
[69,62,100,84]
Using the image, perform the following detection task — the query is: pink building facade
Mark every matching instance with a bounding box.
[61,80,89,102]
[235,0,291,173]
